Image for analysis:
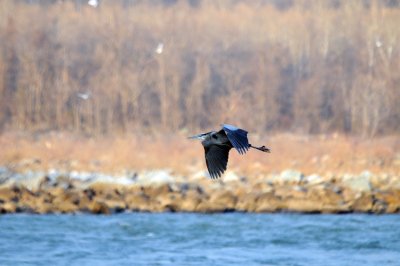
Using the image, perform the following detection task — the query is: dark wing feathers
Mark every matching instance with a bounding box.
[222,124,249,154]
[204,145,231,179]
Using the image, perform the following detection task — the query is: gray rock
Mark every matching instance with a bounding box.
[0,166,12,184]
[304,174,323,185]
[0,166,9,175]
[69,171,95,182]
[190,170,209,180]
[136,170,175,185]
[223,171,241,182]
[341,172,372,192]
[68,171,135,186]
[4,171,47,190]
[98,173,136,185]
[47,168,63,181]
[278,170,305,183]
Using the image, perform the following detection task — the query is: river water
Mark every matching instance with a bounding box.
[1,213,399,266]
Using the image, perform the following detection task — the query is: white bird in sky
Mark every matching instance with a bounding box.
[375,38,383,48]
[88,0,99,8]
[155,43,164,54]
[77,92,91,100]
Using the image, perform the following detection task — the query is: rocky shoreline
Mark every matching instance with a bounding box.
[0,167,399,214]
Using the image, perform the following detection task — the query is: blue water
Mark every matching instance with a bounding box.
[0,213,399,266]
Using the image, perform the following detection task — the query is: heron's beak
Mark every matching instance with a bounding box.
[188,133,206,140]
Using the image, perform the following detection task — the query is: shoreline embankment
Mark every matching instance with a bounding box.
[1,167,399,214]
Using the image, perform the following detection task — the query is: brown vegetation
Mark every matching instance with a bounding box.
[0,0,399,137]
[1,132,399,176]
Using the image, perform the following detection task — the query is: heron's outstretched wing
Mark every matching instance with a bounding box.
[222,124,249,155]
[204,144,231,179]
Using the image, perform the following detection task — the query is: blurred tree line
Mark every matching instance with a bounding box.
[0,0,399,136]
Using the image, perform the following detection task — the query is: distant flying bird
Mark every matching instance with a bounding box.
[189,124,270,179]
[375,38,383,48]
[155,43,164,54]
[77,92,91,100]
[88,0,98,8]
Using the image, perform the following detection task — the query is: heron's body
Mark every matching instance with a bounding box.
[189,124,270,179]
[201,131,231,148]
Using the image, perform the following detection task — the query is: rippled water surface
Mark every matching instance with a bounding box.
[1,213,399,266]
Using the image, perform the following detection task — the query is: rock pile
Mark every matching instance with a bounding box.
[0,168,399,214]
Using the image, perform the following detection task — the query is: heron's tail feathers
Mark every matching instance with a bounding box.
[249,144,271,153]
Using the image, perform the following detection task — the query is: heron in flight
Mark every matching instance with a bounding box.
[189,124,270,179]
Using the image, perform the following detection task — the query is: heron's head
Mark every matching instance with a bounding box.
[188,132,211,141]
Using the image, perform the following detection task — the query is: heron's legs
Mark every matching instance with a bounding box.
[249,144,271,153]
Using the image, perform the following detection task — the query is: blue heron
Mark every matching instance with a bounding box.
[189,124,270,179]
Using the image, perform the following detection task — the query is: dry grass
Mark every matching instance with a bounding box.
[1,132,399,177]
